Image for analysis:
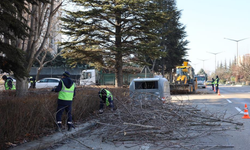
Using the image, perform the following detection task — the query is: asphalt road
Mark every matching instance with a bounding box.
[185,85,250,150]
[11,85,250,150]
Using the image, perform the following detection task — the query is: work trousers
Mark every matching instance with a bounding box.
[212,84,214,90]
[30,82,36,88]
[216,84,219,93]
[99,97,114,110]
[56,99,72,125]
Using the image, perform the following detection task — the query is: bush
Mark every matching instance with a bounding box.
[220,79,226,84]
[0,86,126,149]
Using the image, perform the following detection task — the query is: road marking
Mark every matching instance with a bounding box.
[221,95,225,97]
[226,99,232,103]
[235,107,244,114]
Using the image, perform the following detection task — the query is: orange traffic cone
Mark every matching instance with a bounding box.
[218,89,220,96]
[242,104,250,119]
[214,88,215,92]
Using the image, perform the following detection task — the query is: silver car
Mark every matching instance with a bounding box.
[35,78,60,89]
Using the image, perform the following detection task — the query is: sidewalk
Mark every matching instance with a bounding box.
[10,121,96,150]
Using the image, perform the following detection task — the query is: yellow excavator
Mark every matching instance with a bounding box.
[170,61,197,93]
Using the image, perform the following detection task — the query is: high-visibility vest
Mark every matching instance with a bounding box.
[214,78,219,86]
[58,80,75,101]
[29,77,36,83]
[99,89,113,106]
[5,79,16,90]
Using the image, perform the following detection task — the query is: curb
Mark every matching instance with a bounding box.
[10,121,97,150]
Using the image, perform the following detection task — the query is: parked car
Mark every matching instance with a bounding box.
[206,80,213,86]
[35,78,60,89]
[11,78,16,83]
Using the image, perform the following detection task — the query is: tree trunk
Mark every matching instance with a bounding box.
[114,10,122,87]
[36,67,43,81]
[16,77,29,96]
[115,53,123,87]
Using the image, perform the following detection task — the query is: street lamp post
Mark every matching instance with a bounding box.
[224,37,249,83]
[192,63,198,72]
[224,37,249,65]
[207,51,223,74]
[198,59,209,71]
[191,63,198,74]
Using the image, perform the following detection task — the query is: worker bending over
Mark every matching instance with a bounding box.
[98,88,114,114]
[2,75,16,90]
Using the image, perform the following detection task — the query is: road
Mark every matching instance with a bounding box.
[210,85,250,150]
[36,86,250,149]
[178,85,250,150]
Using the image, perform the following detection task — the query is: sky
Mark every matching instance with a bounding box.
[176,0,250,74]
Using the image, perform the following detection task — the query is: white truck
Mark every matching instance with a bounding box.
[195,75,206,88]
[129,76,171,102]
[79,69,154,86]
[80,69,100,86]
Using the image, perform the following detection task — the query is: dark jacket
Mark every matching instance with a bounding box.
[54,77,76,97]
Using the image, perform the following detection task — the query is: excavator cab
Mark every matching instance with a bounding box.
[175,61,193,84]
[170,61,197,93]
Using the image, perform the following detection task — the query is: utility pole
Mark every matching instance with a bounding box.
[224,37,249,65]
[191,63,198,74]
[198,59,209,71]
[207,51,223,74]
[224,37,249,83]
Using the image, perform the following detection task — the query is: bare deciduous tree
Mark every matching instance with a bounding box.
[238,55,250,82]
[35,48,62,80]
[16,0,63,96]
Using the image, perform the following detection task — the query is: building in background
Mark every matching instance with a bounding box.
[48,0,62,55]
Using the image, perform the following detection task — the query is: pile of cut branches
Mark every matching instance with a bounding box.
[95,94,243,148]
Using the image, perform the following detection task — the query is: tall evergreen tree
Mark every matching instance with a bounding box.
[148,0,189,74]
[224,59,227,69]
[220,61,223,68]
[228,59,232,70]
[60,0,168,87]
[0,0,32,78]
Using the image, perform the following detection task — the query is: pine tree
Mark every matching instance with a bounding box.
[228,59,232,69]
[147,0,189,74]
[0,0,31,78]
[224,59,227,70]
[220,61,223,69]
[60,0,168,87]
